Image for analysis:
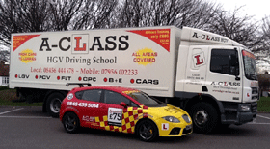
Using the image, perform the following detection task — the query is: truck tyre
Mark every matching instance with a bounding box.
[136,120,158,142]
[190,103,219,134]
[46,92,64,117]
[63,112,80,134]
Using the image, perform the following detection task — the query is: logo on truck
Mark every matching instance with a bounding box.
[193,52,205,67]
[39,35,129,53]
[18,49,37,63]
[132,48,157,66]
[130,79,159,85]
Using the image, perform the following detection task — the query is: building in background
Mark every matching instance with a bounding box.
[0,61,9,86]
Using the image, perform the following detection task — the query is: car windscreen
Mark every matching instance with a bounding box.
[125,91,163,106]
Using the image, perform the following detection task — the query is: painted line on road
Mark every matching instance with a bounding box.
[0,108,24,115]
[0,111,12,115]
[257,114,270,120]
[0,116,52,119]
[248,123,270,125]
[12,108,24,112]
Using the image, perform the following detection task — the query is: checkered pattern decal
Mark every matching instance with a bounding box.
[92,105,148,134]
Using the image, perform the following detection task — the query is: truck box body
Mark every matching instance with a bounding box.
[10,26,258,133]
[10,26,180,97]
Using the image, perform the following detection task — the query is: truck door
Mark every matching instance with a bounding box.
[184,46,208,93]
[205,47,242,103]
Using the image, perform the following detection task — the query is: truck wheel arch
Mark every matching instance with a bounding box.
[184,94,225,116]
[44,90,68,117]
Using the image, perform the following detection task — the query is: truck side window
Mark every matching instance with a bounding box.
[81,89,102,102]
[210,49,239,75]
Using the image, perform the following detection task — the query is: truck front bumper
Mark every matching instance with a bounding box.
[221,102,257,125]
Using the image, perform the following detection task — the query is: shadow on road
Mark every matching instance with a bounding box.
[208,125,255,136]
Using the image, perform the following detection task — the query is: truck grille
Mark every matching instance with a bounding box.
[251,87,258,94]
[251,102,257,112]
[251,87,258,100]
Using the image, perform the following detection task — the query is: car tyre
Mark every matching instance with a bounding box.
[63,112,80,134]
[136,120,158,142]
[190,103,219,134]
[46,92,64,118]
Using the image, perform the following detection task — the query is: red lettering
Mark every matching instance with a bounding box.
[74,37,86,51]
[194,55,203,65]
[163,124,168,130]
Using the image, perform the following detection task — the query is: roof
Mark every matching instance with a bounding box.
[70,86,139,93]
[0,61,9,76]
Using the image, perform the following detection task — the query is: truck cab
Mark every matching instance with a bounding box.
[175,27,258,133]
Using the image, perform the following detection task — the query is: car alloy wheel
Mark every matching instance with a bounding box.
[63,112,80,134]
[137,120,158,142]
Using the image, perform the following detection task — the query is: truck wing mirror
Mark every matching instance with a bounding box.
[229,53,239,76]
[235,76,240,81]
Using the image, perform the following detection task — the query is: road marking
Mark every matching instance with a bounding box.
[0,116,52,119]
[247,114,270,125]
[257,114,270,120]
[0,111,12,115]
[0,108,24,115]
[12,108,24,112]
[248,123,270,125]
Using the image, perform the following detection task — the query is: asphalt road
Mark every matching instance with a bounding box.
[0,106,270,149]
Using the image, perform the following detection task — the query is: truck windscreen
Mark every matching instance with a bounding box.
[242,50,256,80]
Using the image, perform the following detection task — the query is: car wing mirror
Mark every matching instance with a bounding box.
[120,102,127,108]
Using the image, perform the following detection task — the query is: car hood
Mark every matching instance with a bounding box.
[143,104,188,117]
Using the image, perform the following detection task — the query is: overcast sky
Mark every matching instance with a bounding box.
[211,0,269,21]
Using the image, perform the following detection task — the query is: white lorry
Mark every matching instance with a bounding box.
[10,26,258,133]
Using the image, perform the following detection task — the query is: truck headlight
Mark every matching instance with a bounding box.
[239,104,251,112]
[162,116,180,123]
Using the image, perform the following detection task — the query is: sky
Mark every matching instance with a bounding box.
[212,0,269,21]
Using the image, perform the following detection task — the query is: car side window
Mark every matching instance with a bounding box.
[104,90,130,105]
[81,89,102,102]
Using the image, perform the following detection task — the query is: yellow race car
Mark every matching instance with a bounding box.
[60,86,192,141]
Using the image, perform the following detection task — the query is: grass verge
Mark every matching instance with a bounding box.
[257,97,270,112]
[0,87,42,106]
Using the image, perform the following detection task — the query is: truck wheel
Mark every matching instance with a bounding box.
[136,120,158,142]
[63,112,80,134]
[190,103,219,134]
[46,92,64,117]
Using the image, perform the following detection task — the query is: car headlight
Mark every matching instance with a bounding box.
[162,116,180,123]
[182,114,191,123]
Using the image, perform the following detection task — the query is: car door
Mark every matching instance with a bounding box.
[98,90,136,132]
[76,89,103,128]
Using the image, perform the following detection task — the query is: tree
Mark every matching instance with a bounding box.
[71,0,118,30]
[116,0,220,28]
[204,6,260,49]
[256,16,270,53]
[48,0,86,31]
[0,49,10,62]
[0,0,50,45]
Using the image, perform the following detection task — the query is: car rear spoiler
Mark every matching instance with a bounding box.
[66,83,92,87]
